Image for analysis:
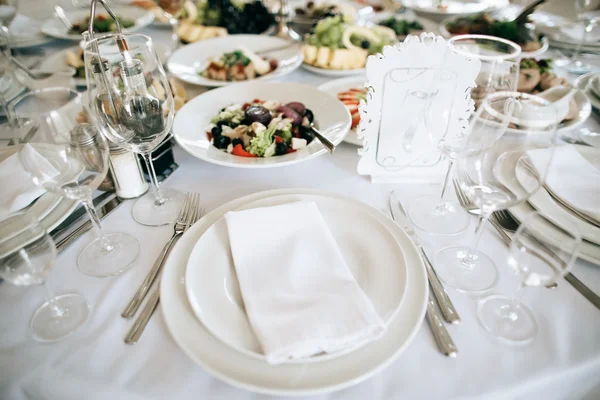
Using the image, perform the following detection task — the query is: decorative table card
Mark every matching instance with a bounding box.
[357,33,481,183]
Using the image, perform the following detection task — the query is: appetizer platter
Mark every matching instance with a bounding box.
[318,76,366,146]
[302,16,395,76]
[173,82,351,168]
[440,1,550,57]
[41,6,154,41]
[289,0,373,36]
[176,0,274,43]
[503,58,591,134]
[167,35,302,86]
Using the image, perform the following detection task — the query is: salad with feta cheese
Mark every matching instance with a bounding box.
[206,99,316,157]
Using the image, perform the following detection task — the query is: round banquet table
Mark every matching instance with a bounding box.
[1,1,600,399]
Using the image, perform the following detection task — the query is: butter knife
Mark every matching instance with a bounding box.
[389,191,461,324]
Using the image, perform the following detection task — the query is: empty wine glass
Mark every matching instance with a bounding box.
[13,87,139,277]
[408,66,473,235]
[561,0,600,74]
[0,212,90,342]
[434,91,559,294]
[0,0,18,29]
[83,33,184,226]
[478,212,581,344]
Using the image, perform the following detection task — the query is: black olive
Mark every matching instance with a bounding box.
[216,120,229,128]
[361,40,370,49]
[275,142,288,156]
[299,126,314,143]
[211,126,222,137]
[213,135,231,149]
[232,138,243,147]
[245,105,272,126]
[304,109,314,123]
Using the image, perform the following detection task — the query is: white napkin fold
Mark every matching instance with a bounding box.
[559,22,600,43]
[225,201,386,365]
[527,145,600,221]
[0,145,58,220]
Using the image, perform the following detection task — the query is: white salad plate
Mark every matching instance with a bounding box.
[41,6,154,41]
[318,76,366,146]
[185,194,408,363]
[575,73,600,111]
[173,81,351,168]
[167,35,303,87]
[302,63,366,78]
[160,188,428,395]
[506,89,591,136]
[514,146,600,245]
[494,150,600,265]
[401,0,508,18]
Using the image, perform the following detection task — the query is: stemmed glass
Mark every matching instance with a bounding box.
[0,0,18,29]
[83,33,184,226]
[561,0,600,74]
[478,212,581,343]
[434,91,559,294]
[0,25,22,143]
[14,87,139,277]
[0,212,90,342]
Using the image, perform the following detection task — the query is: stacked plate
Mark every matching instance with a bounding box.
[496,146,600,265]
[160,188,429,395]
[576,73,600,111]
[0,147,77,231]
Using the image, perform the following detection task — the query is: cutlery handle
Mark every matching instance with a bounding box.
[422,251,461,324]
[565,272,600,311]
[124,284,161,345]
[56,220,93,252]
[311,127,335,154]
[122,234,178,319]
[426,293,457,357]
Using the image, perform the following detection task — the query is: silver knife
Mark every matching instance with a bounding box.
[389,191,461,324]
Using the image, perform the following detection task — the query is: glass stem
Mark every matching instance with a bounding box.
[169,16,179,54]
[42,281,66,318]
[462,211,491,267]
[439,158,454,203]
[141,152,165,207]
[571,22,591,64]
[81,196,114,253]
[502,283,526,321]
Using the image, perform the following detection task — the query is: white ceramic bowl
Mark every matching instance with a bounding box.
[173,81,351,168]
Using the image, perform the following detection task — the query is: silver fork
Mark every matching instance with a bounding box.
[122,193,200,319]
[124,204,206,344]
[453,180,599,295]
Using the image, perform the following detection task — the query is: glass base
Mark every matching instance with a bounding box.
[434,245,499,294]
[31,293,90,342]
[555,58,591,75]
[408,196,470,235]
[132,188,184,226]
[477,295,538,344]
[78,233,139,277]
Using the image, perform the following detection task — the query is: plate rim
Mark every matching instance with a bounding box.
[160,188,428,395]
[184,194,409,363]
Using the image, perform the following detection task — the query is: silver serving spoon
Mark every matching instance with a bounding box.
[9,57,53,79]
[309,121,336,154]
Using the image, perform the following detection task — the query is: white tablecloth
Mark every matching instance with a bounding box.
[2,2,600,399]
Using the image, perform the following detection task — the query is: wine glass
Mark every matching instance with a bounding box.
[478,212,581,344]
[434,91,559,294]
[13,87,140,278]
[0,25,23,144]
[0,0,18,29]
[562,0,600,74]
[407,66,472,235]
[0,212,90,342]
[83,33,184,226]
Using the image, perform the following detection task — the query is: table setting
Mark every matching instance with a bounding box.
[1,0,600,399]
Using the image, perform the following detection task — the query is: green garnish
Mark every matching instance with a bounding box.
[378,17,423,36]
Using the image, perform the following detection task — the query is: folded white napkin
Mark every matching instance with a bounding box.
[0,145,58,220]
[527,145,600,221]
[225,201,386,365]
[559,22,600,43]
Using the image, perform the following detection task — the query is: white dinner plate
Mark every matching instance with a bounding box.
[514,146,600,245]
[160,188,428,395]
[506,90,591,136]
[41,6,154,41]
[168,35,303,87]
[185,195,408,363]
[302,63,366,78]
[318,76,366,146]
[401,0,508,18]
[7,14,52,49]
[173,81,351,168]
[575,73,600,111]
[494,150,600,265]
